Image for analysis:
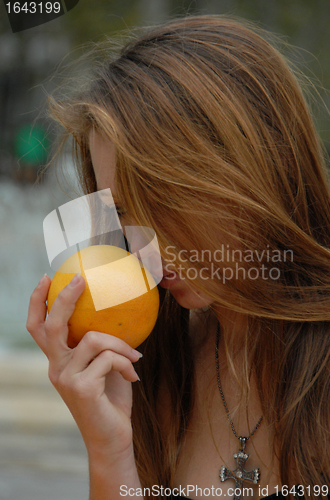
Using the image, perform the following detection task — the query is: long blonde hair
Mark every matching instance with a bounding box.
[48,15,330,494]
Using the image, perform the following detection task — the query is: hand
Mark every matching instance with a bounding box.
[26,274,141,460]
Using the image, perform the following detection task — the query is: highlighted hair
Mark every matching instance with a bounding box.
[48,15,330,494]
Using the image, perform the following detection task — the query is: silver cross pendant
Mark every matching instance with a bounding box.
[219,437,260,500]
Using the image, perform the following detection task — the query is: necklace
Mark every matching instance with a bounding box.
[215,322,262,500]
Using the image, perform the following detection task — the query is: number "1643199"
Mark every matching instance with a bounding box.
[5,2,62,14]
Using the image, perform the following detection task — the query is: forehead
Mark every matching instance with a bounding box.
[89,129,116,194]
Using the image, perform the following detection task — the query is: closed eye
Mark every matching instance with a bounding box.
[115,205,125,218]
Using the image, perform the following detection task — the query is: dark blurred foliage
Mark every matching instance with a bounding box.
[60,0,142,42]
[0,0,329,183]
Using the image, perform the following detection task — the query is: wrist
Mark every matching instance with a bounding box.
[84,422,134,465]
[88,439,134,466]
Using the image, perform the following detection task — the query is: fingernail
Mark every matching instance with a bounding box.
[132,349,143,359]
[136,373,141,382]
[69,273,81,287]
[38,274,48,286]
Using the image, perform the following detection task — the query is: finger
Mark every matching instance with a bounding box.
[83,350,139,384]
[45,273,85,362]
[67,330,142,375]
[26,274,51,353]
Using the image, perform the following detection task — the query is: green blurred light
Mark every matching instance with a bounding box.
[14,124,49,166]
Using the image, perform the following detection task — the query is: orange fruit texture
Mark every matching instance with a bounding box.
[47,245,160,349]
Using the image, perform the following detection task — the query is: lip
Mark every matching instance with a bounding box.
[158,268,182,289]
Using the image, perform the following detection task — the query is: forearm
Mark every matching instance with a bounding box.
[88,444,143,500]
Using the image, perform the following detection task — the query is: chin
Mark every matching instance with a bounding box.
[168,282,214,310]
[159,268,214,309]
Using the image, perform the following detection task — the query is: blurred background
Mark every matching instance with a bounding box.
[0,1,329,499]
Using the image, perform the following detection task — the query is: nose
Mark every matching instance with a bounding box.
[123,225,162,285]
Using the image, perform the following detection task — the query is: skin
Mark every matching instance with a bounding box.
[27,129,283,500]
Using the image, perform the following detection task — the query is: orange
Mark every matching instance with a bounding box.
[47,245,159,348]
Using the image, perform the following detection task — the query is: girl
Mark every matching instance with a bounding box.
[27,15,330,500]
